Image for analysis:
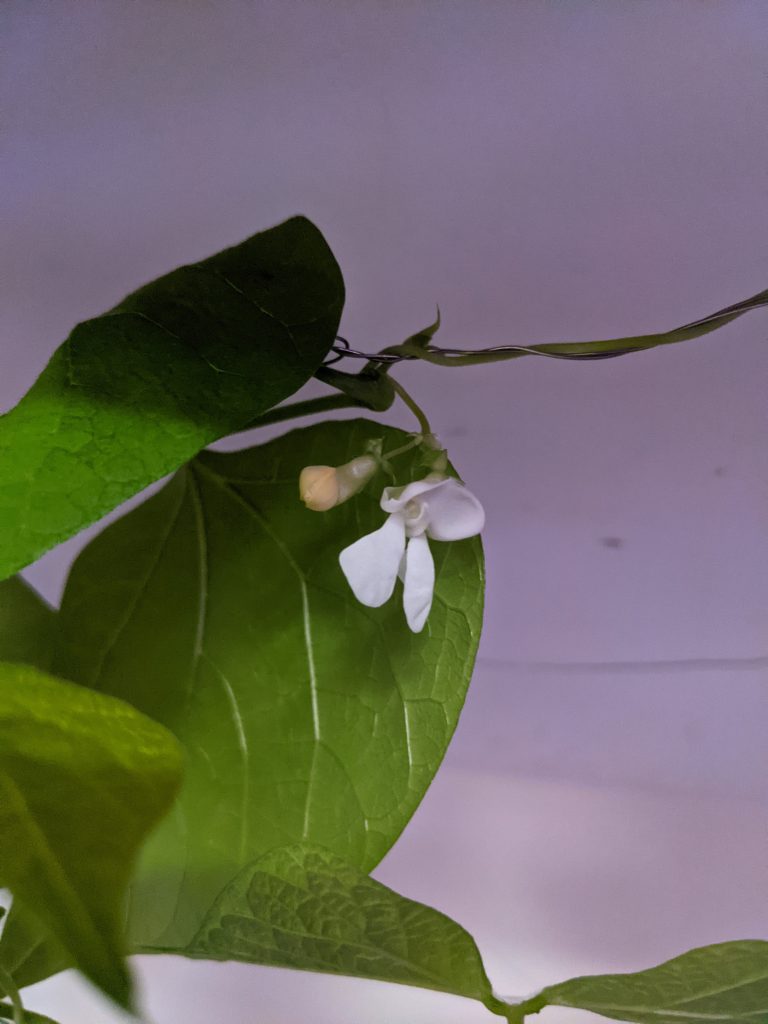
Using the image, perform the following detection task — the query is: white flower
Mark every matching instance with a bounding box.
[338,473,485,633]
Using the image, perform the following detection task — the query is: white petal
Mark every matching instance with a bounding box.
[397,550,407,583]
[402,533,435,633]
[380,474,446,514]
[339,514,406,607]
[424,479,485,541]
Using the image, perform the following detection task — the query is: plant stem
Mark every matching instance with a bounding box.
[0,966,23,1024]
[490,991,549,1023]
[389,377,432,435]
[377,285,768,368]
[236,393,367,432]
[383,435,424,460]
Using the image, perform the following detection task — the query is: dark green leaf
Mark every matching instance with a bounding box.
[0,663,183,1009]
[384,288,768,365]
[55,419,484,952]
[0,580,55,671]
[0,216,344,581]
[165,843,502,1014]
[523,941,768,1024]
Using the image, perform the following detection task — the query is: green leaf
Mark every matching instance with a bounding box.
[55,418,484,952]
[402,307,442,350]
[165,843,503,1015]
[0,216,344,582]
[0,899,69,999]
[385,288,768,365]
[0,1003,60,1024]
[0,580,55,671]
[0,967,56,1024]
[0,663,183,1009]
[524,940,768,1024]
[145,840,768,1024]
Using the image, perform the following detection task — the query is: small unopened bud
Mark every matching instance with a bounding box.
[300,466,339,511]
[336,454,378,502]
[299,455,378,512]
[419,433,448,474]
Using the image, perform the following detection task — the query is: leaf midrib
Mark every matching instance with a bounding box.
[189,460,324,841]
[551,962,768,1016]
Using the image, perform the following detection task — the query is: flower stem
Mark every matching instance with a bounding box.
[389,377,432,435]
[382,435,424,460]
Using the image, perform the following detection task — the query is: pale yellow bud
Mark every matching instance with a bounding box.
[299,454,378,512]
[299,466,340,511]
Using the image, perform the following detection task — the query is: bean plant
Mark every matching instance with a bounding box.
[0,216,765,1024]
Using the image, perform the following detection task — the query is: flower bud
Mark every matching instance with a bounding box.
[299,455,378,511]
[336,454,378,502]
[421,433,448,474]
[299,466,339,511]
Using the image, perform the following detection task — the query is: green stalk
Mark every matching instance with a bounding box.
[0,967,23,1024]
[389,377,433,435]
[237,393,367,432]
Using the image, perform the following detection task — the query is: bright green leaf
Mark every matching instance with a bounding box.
[155,843,503,1015]
[0,579,55,671]
[55,419,484,952]
[0,663,183,1009]
[0,216,344,582]
[523,940,768,1024]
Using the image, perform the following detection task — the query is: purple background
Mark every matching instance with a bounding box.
[2,2,767,1021]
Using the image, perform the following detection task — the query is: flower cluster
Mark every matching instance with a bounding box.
[300,450,484,632]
